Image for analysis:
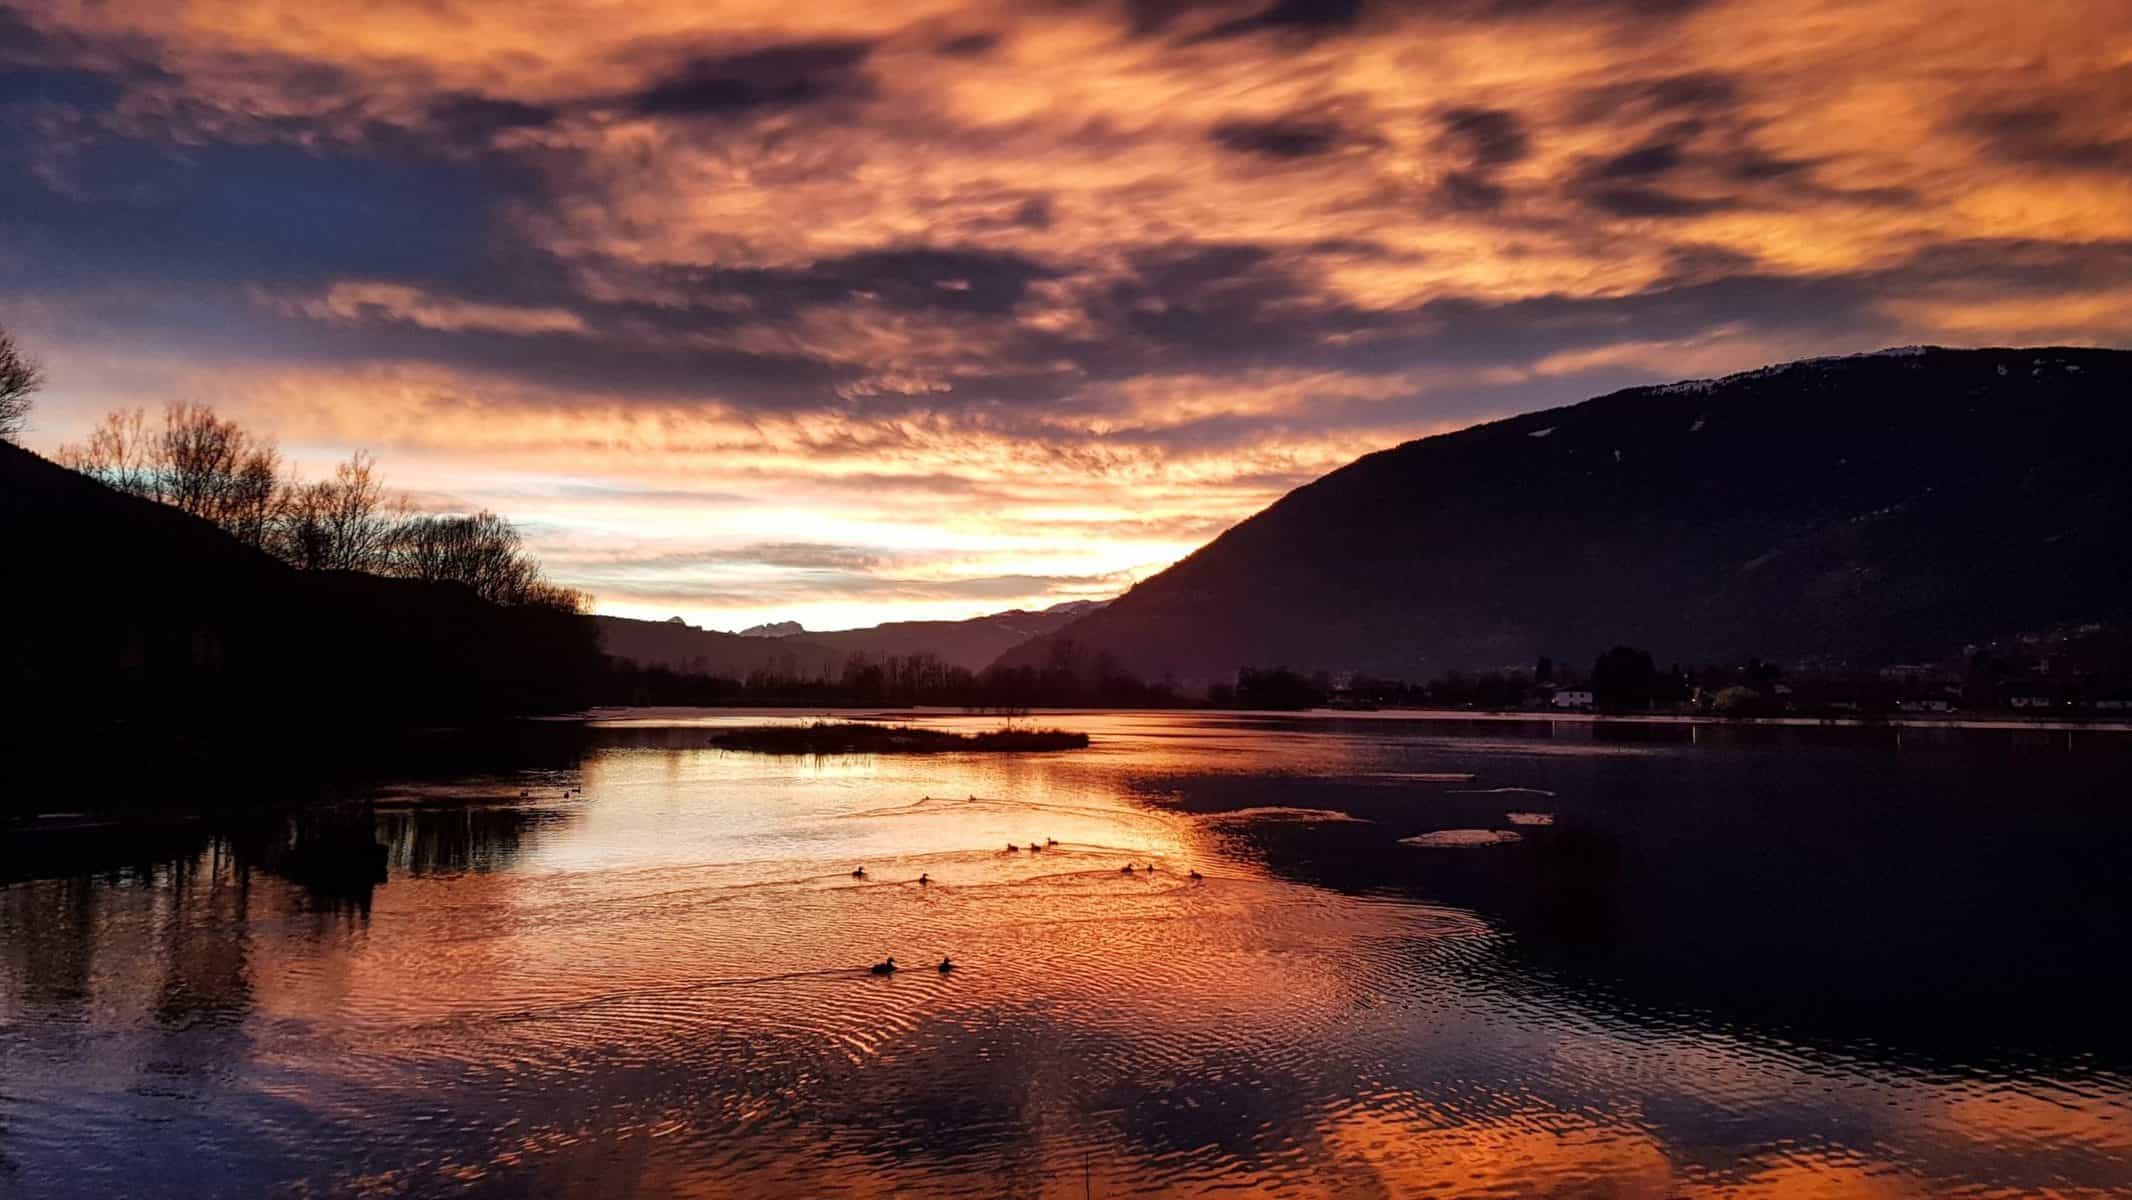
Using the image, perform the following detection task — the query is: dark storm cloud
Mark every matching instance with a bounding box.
[936,32,1000,56]
[1080,242,1375,365]
[1146,0,1714,40]
[1960,103,2132,172]
[1195,0,1366,40]
[768,247,1057,316]
[1210,116,1349,158]
[0,63,127,110]
[1428,106,1530,211]
[1129,0,1364,39]
[1432,169,1508,211]
[1587,140,1684,180]
[0,137,539,292]
[0,6,176,109]
[0,4,44,52]
[630,41,875,117]
[1436,106,1530,166]
[425,93,563,142]
[1568,71,1743,123]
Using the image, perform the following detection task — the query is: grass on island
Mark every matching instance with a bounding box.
[707,721,1090,755]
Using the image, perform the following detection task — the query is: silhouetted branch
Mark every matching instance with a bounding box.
[0,327,41,443]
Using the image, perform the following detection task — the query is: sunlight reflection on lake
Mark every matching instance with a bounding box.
[3,710,2129,1197]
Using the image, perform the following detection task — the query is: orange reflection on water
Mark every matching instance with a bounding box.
[6,712,2132,1197]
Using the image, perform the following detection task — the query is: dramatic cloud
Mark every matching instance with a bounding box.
[3,0,2129,629]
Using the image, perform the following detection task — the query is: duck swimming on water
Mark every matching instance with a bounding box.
[870,957,897,975]
[1028,842,1042,852]
[937,957,955,973]
[919,873,930,885]
[1189,869,1203,881]
[851,866,866,878]
[1120,863,1135,874]
[1006,843,1020,853]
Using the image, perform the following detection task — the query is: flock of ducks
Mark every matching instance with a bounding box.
[869,956,953,975]
[853,838,1207,977]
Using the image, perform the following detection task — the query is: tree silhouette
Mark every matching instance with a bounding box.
[0,327,43,443]
[60,404,284,549]
[278,451,402,572]
[57,401,585,610]
[1590,645,1660,710]
[386,511,579,608]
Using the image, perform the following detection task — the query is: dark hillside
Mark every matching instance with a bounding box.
[1,442,599,799]
[1000,348,2132,683]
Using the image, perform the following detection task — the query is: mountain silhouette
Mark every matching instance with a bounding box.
[998,348,2132,683]
[598,600,1104,676]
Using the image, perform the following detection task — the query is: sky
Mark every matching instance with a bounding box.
[3,0,2129,631]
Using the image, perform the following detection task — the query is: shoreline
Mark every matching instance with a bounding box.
[1284,707,2132,734]
[576,703,2132,735]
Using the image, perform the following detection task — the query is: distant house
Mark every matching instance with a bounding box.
[1552,689,1594,710]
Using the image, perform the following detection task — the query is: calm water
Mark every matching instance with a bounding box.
[4,710,2130,1197]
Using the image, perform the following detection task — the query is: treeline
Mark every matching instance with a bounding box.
[1221,637,2132,717]
[4,331,607,803]
[599,635,2132,717]
[600,642,1193,709]
[1210,650,1711,712]
[59,403,582,610]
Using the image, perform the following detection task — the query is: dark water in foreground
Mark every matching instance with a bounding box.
[4,711,2130,1197]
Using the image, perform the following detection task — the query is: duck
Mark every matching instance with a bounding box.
[937,956,955,974]
[1006,843,1020,853]
[918,873,930,885]
[1046,837,1057,847]
[851,866,866,879]
[1188,869,1204,881]
[1120,863,1136,875]
[870,956,897,976]
[1028,842,1042,852]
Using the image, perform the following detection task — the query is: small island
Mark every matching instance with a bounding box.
[707,722,1090,755]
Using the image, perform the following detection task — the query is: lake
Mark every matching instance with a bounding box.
[4,710,2129,1197]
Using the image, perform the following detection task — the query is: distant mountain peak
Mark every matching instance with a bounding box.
[604,598,1116,674]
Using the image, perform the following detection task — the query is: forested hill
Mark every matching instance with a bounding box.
[998,347,2132,684]
[1,441,600,762]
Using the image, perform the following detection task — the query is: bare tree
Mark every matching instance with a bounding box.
[159,403,282,547]
[517,580,593,614]
[385,511,544,605]
[277,451,403,572]
[55,396,589,609]
[0,327,43,443]
[59,403,284,549]
[60,408,156,493]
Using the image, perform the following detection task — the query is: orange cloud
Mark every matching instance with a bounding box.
[9,0,2132,626]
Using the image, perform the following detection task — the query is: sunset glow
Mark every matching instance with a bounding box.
[6,0,2128,628]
